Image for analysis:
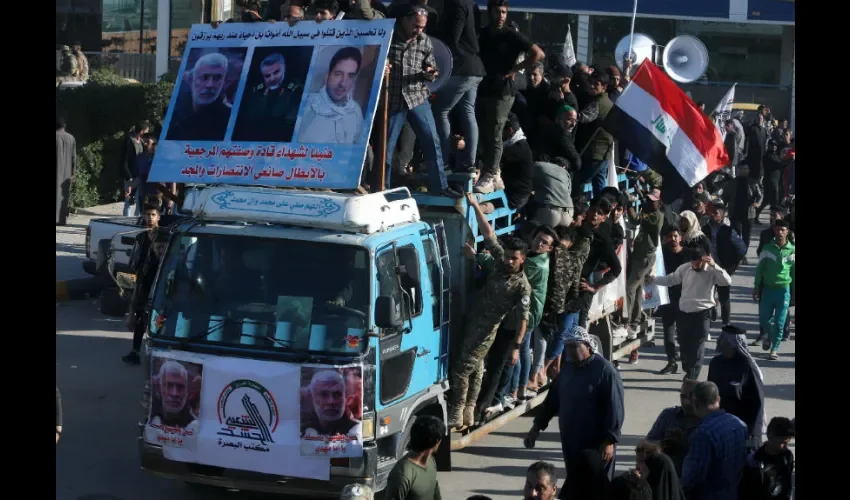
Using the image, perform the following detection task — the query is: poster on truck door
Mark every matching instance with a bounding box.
[144,349,331,480]
[147,19,394,190]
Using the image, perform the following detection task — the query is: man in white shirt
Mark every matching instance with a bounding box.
[647,247,732,380]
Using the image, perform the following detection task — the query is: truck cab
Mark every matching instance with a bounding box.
[139,186,457,495]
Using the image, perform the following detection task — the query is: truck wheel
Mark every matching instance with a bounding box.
[100,286,127,317]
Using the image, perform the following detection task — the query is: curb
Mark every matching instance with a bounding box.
[69,207,111,216]
[56,276,109,302]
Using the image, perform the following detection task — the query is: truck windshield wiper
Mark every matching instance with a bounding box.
[177,317,297,349]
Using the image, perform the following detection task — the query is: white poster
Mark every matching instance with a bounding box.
[299,365,364,458]
[144,349,332,481]
[642,245,670,309]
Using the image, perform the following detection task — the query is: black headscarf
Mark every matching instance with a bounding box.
[644,453,685,500]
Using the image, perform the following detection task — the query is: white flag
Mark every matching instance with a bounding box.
[712,83,736,140]
[562,26,577,67]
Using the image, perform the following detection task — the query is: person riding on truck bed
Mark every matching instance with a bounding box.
[448,193,532,433]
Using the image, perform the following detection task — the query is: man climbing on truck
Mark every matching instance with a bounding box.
[448,193,532,432]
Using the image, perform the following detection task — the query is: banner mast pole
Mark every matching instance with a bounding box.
[374,69,390,192]
[627,0,639,71]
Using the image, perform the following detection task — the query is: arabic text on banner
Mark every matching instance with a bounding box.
[144,349,332,480]
[147,20,394,190]
[299,364,364,458]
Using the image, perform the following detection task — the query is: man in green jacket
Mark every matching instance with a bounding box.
[753,219,795,360]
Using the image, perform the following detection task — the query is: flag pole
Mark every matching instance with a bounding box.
[626,0,639,69]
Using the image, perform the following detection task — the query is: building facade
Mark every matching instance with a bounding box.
[488,0,795,126]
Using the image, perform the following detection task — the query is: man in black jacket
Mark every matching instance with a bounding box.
[486,113,533,212]
[122,207,169,365]
[531,105,581,173]
[119,121,150,217]
[432,0,485,173]
[745,114,768,183]
[702,201,747,326]
[723,120,741,169]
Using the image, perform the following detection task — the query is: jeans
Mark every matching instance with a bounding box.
[759,286,790,351]
[390,121,417,176]
[477,94,515,175]
[509,330,532,393]
[432,76,482,171]
[545,312,580,361]
[123,179,141,217]
[531,327,547,375]
[678,308,711,380]
[385,101,448,193]
[574,159,609,199]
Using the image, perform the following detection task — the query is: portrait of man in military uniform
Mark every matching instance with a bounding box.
[166,49,247,141]
[232,47,314,143]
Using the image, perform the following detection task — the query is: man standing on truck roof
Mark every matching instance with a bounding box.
[383,2,461,198]
[122,206,167,365]
[448,193,531,432]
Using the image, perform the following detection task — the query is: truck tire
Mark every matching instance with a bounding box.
[96,239,111,276]
[100,286,127,317]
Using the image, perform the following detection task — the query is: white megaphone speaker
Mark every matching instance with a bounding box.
[614,33,657,71]
[661,35,709,83]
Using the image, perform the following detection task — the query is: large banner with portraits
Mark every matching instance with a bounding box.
[148,20,394,190]
[144,349,365,480]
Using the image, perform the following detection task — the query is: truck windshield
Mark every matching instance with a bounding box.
[149,233,370,354]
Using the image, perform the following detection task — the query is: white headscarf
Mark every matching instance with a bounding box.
[679,210,705,243]
[564,325,597,353]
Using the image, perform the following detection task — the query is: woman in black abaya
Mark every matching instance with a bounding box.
[642,452,685,500]
[707,325,766,448]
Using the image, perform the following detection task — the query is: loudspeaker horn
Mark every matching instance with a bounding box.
[428,38,453,92]
[614,33,657,71]
[661,35,709,83]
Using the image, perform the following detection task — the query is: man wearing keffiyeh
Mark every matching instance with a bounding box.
[524,325,625,497]
[707,325,766,447]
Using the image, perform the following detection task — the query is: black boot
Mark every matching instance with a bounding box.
[657,362,679,375]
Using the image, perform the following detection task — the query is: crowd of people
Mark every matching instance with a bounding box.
[56,1,796,498]
[56,41,89,86]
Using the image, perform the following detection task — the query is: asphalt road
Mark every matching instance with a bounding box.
[56,225,795,500]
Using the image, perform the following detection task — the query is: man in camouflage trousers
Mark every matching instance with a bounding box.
[449,193,531,432]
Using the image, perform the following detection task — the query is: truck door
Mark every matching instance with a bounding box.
[424,223,451,382]
[374,236,440,411]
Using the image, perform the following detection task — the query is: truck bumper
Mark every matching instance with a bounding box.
[139,438,380,497]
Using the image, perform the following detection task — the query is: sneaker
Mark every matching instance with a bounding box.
[707,333,713,342]
[522,388,538,399]
[627,324,640,340]
[750,337,763,347]
[761,337,771,351]
[768,351,779,361]
[629,350,639,364]
[503,396,517,410]
[473,173,496,194]
[122,351,141,365]
[483,402,503,415]
[657,362,678,375]
[492,174,505,191]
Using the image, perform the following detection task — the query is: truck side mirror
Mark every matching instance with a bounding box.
[375,295,402,330]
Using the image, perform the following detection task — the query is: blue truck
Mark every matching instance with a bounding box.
[134,171,657,496]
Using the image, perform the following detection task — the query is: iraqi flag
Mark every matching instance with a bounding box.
[603,60,729,193]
